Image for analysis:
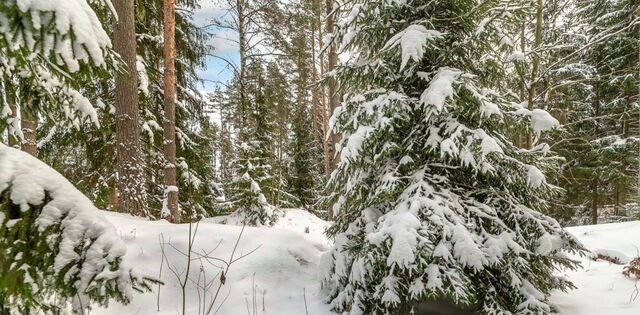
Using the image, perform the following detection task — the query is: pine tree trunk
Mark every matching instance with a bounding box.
[326,0,340,174]
[163,0,179,222]
[526,0,544,149]
[518,21,527,147]
[220,111,228,182]
[615,93,632,215]
[113,0,146,216]
[591,82,601,224]
[238,0,248,134]
[316,0,331,175]
[21,105,37,157]
[311,23,320,146]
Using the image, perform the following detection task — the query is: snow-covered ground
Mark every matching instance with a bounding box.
[93,210,640,315]
[551,221,640,315]
[92,209,333,315]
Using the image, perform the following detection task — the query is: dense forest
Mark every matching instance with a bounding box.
[0,0,638,314]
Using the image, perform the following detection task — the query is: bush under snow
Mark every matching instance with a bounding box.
[0,144,154,313]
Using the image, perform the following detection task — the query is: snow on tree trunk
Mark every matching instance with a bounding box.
[319,1,585,314]
[0,143,154,313]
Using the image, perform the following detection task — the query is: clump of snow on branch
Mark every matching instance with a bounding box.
[1,0,113,71]
[516,106,561,136]
[136,55,150,96]
[383,25,444,70]
[419,67,462,112]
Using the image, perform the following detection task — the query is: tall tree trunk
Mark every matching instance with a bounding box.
[219,101,229,183]
[21,105,37,157]
[238,0,248,134]
[316,0,331,175]
[163,0,179,222]
[591,82,601,224]
[615,93,632,215]
[325,0,340,220]
[526,0,544,149]
[113,0,146,216]
[517,21,527,147]
[326,0,340,173]
[311,22,320,146]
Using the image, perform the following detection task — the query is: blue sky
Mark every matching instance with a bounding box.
[192,0,239,93]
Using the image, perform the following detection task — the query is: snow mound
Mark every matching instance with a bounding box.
[590,248,632,264]
[94,209,333,315]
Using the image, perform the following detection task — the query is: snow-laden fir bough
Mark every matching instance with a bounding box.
[319,0,585,314]
[0,0,117,133]
[0,0,155,312]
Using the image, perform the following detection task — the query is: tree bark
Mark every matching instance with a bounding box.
[7,103,18,148]
[237,0,248,134]
[311,21,320,146]
[113,0,146,216]
[591,179,599,225]
[526,0,544,149]
[163,0,180,222]
[326,0,340,174]
[21,105,37,157]
[591,82,601,224]
[316,0,331,175]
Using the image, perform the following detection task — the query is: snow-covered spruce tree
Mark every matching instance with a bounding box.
[224,142,280,226]
[223,61,281,226]
[319,1,585,314]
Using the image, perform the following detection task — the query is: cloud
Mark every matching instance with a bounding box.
[192,0,231,26]
[210,29,239,54]
[193,0,239,54]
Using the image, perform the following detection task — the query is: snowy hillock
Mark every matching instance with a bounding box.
[92,209,333,315]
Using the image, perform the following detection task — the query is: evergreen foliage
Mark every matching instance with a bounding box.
[35,0,220,219]
[0,2,154,311]
[223,61,282,225]
[319,1,586,314]
[544,0,639,224]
